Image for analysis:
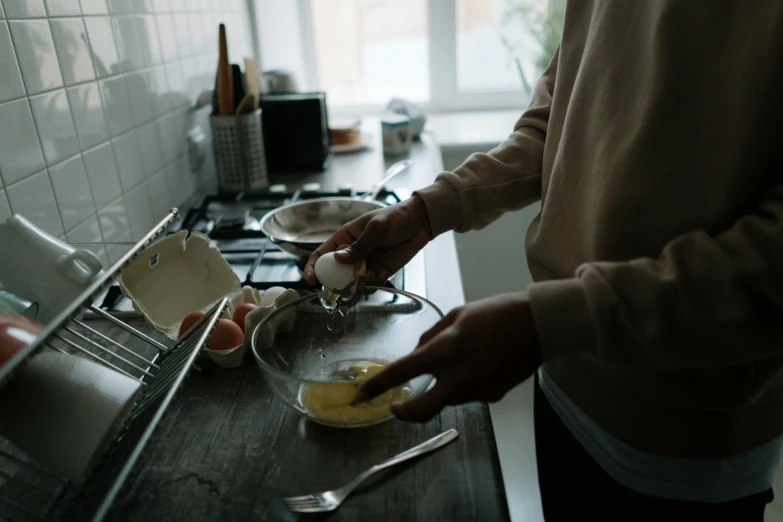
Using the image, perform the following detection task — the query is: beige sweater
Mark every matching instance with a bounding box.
[416,0,783,458]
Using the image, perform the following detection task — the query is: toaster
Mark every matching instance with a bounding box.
[259,93,332,173]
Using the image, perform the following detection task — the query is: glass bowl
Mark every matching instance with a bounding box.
[250,287,443,428]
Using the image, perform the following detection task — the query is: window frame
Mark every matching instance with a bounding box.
[270,0,555,115]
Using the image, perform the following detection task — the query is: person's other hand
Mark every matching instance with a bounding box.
[304,195,432,286]
[352,293,541,421]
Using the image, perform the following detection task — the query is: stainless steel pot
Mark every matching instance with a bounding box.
[259,160,413,262]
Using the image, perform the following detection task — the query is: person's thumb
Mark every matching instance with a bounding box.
[334,218,389,264]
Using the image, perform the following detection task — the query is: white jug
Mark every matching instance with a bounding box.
[0,215,104,323]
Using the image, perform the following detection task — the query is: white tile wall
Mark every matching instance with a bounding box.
[29,89,80,165]
[112,130,144,191]
[82,141,120,208]
[78,0,107,16]
[0,191,11,223]
[48,154,94,229]
[5,170,62,236]
[134,122,163,176]
[65,214,109,267]
[99,75,133,135]
[49,17,95,85]
[9,20,63,94]
[3,0,46,19]
[0,22,26,103]
[66,81,109,148]
[44,0,81,16]
[97,197,131,262]
[0,99,46,185]
[124,70,154,125]
[0,0,253,249]
[84,16,120,76]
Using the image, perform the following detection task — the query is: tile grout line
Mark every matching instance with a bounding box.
[1,0,244,240]
[1,98,203,192]
[48,10,104,240]
[3,11,67,236]
[57,146,196,239]
[0,9,33,192]
[0,51,217,109]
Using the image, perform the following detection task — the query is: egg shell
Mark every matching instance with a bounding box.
[207,319,244,351]
[179,311,206,337]
[233,303,258,331]
[314,252,355,290]
[258,286,286,307]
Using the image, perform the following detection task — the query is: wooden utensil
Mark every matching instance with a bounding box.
[244,57,260,109]
[217,24,234,116]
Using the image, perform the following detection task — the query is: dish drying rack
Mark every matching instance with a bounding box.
[0,209,229,522]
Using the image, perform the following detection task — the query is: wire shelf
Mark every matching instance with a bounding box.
[0,209,227,522]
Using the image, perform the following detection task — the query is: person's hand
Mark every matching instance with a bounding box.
[352,293,541,421]
[304,195,433,286]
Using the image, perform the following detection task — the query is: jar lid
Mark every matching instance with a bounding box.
[381,112,409,126]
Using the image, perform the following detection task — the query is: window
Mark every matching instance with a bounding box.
[254,0,564,113]
[457,0,545,93]
[310,0,429,106]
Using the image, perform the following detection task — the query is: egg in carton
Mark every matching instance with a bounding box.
[202,285,298,368]
[117,231,298,368]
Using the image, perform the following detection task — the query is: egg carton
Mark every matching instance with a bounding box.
[201,286,298,368]
[117,230,298,369]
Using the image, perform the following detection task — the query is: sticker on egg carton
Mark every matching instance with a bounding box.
[117,231,298,368]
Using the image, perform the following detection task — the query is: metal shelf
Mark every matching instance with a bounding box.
[0,209,228,521]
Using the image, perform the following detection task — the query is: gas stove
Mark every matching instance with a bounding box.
[97,186,426,314]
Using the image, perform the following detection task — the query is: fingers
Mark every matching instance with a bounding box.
[353,345,441,405]
[303,228,360,285]
[304,252,321,285]
[334,218,389,264]
[391,384,450,422]
[417,309,459,348]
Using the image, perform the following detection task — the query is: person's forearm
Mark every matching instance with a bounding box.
[410,194,432,240]
[415,47,559,237]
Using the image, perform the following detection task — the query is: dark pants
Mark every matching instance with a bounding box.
[534,376,773,521]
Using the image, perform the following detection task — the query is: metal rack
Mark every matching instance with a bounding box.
[0,209,228,522]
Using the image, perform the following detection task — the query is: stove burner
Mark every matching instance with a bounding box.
[97,187,420,315]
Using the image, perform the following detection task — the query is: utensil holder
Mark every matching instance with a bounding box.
[211,109,268,194]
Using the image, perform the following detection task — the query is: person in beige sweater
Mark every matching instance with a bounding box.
[305,0,783,519]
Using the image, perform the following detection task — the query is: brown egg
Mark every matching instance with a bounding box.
[207,318,244,351]
[179,311,206,337]
[232,303,258,332]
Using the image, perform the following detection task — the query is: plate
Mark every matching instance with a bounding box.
[331,134,372,154]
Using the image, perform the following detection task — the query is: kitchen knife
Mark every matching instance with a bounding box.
[231,63,245,113]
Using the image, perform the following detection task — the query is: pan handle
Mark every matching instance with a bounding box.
[364,159,414,202]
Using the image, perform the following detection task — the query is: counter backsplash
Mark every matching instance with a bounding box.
[0,0,253,266]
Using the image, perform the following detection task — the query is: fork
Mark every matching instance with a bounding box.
[282,428,459,513]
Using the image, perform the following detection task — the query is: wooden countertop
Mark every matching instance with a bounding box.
[106,133,510,521]
[110,350,509,521]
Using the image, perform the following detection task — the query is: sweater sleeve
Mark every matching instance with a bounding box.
[415,47,559,237]
[528,180,783,369]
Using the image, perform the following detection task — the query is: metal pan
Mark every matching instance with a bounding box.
[259,160,413,262]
